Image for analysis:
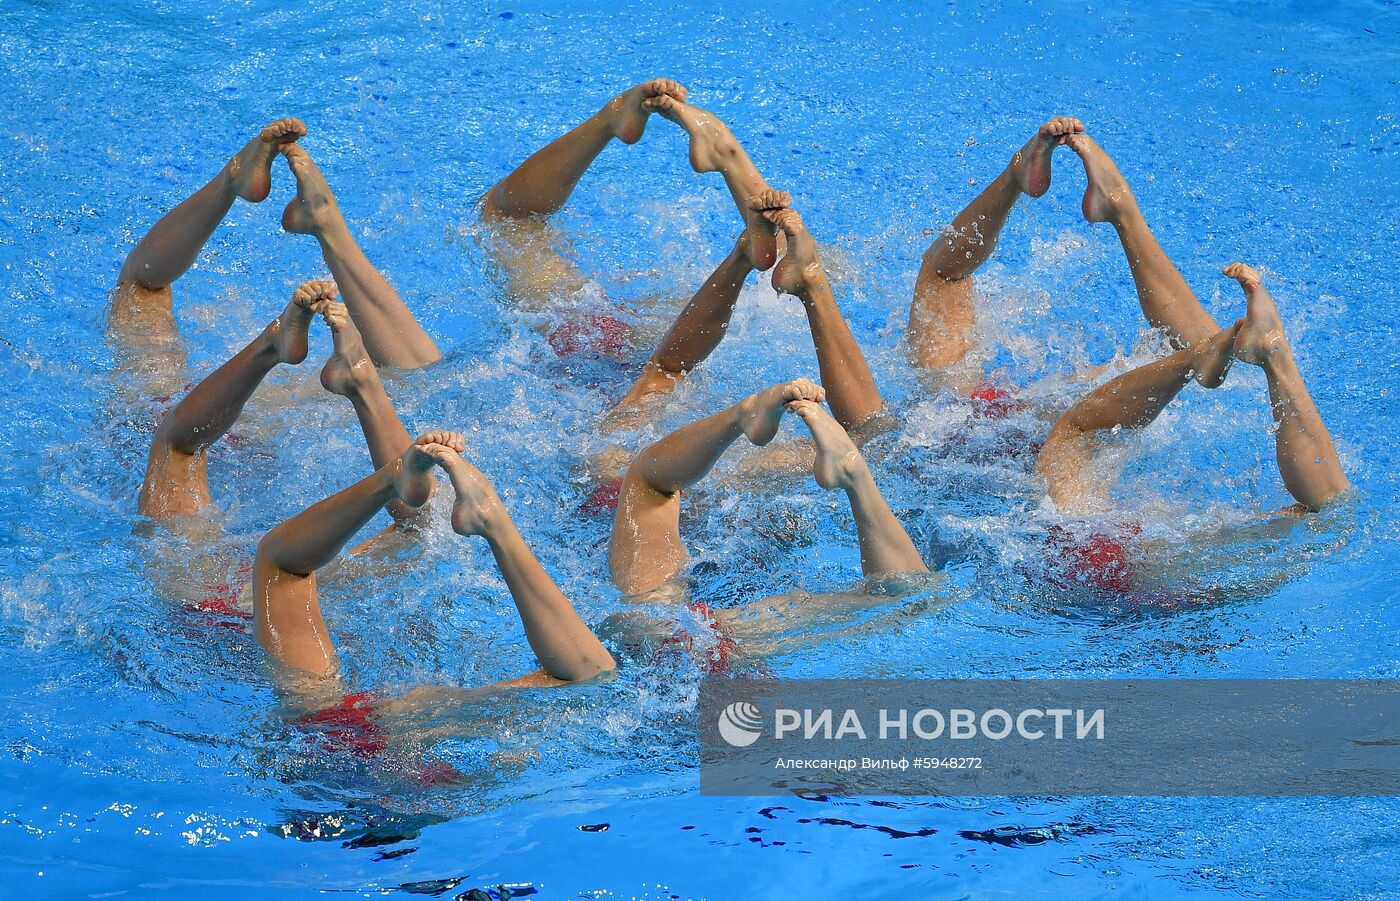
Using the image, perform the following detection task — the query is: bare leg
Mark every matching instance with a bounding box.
[647,96,787,270]
[139,281,331,519]
[437,449,615,682]
[110,119,307,390]
[281,145,440,369]
[317,301,432,523]
[609,379,826,594]
[769,207,884,430]
[482,79,687,218]
[117,118,307,292]
[1035,323,1240,512]
[789,400,928,577]
[909,117,1083,381]
[1066,134,1220,347]
[478,80,687,308]
[254,435,448,677]
[1224,264,1349,511]
[604,229,758,431]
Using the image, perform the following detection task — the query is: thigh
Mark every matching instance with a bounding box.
[138,438,211,519]
[1033,421,1101,512]
[252,555,339,678]
[608,474,687,596]
[109,280,189,398]
[482,214,588,309]
[109,280,181,348]
[908,271,978,379]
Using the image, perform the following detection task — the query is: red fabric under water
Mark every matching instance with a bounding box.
[188,568,458,785]
[293,691,462,785]
[1045,522,1144,592]
[969,384,1025,419]
[190,562,254,629]
[928,384,1041,461]
[580,477,624,514]
[547,313,631,360]
[657,602,740,675]
[296,691,389,756]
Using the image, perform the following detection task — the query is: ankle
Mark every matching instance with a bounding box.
[724,243,755,275]
[215,162,241,199]
[995,162,1025,198]
[796,274,832,305]
[839,457,876,494]
[1259,340,1297,375]
[1106,203,1145,232]
[587,107,621,143]
[340,375,376,403]
[478,507,514,541]
[314,220,353,249]
[731,396,763,439]
[253,324,283,359]
[376,459,406,497]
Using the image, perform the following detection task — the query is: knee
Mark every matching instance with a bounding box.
[478,192,505,221]
[920,241,971,283]
[479,189,526,224]
[153,408,205,457]
[116,252,171,291]
[254,531,279,572]
[638,358,685,389]
[1035,419,1085,477]
[620,459,665,501]
[255,527,300,578]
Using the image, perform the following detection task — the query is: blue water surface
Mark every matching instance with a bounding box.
[1,0,1398,897]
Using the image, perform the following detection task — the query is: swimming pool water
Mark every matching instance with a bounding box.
[1,0,1398,897]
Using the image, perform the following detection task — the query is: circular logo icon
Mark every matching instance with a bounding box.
[717,701,763,747]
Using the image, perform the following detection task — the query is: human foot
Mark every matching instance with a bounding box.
[737,378,825,446]
[1224,263,1288,365]
[787,399,866,490]
[280,145,341,235]
[1191,318,1244,388]
[1065,134,1136,223]
[643,96,742,171]
[318,300,377,396]
[433,448,509,537]
[646,97,781,268]
[1011,116,1083,198]
[603,78,688,144]
[393,432,465,508]
[226,118,306,203]
[767,208,823,297]
[268,279,334,364]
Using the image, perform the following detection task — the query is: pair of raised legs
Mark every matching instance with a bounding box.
[609,379,927,597]
[907,117,1218,384]
[135,282,424,524]
[1036,264,1348,514]
[254,431,615,693]
[480,79,789,302]
[481,81,884,457]
[112,119,438,372]
[911,119,1347,513]
[605,204,885,440]
[110,120,441,523]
